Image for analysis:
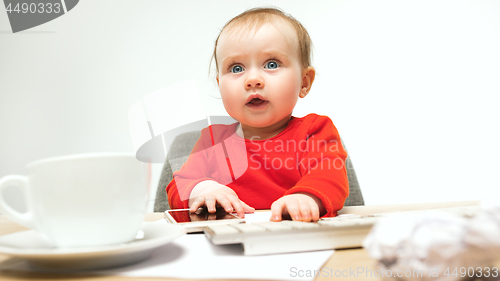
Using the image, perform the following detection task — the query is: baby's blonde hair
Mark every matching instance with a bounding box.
[211,7,313,77]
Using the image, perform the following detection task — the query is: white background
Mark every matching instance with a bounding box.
[1,0,499,212]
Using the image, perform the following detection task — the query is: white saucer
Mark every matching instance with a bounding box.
[0,222,185,270]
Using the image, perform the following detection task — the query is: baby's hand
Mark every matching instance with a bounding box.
[189,180,255,218]
[270,193,324,222]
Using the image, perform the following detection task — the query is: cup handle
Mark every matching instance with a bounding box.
[0,175,36,229]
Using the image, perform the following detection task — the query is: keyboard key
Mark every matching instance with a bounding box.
[232,224,266,233]
[317,220,357,227]
[355,217,380,226]
[368,213,389,217]
[319,217,345,222]
[254,222,294,231]
[287,221,320,230]
[336,214,362,219]
[207,225,240,235]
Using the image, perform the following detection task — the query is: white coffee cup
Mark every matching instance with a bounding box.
[0,153,151,248]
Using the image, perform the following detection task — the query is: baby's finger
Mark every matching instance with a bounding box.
[190,197,206,213]
[270,200,285,222]
[205,196,217,213]
[309,201,320,222]
[240,201,255,213]
[215,194,234,214]
[286,200,301,221]
[299,202,312,222]
[226,196,245,218]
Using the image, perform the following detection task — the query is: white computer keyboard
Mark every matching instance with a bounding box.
[204,206,481,255]
[204,215,377,255]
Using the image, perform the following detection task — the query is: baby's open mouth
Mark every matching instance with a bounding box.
[248,98,266,105]
[246,97,269,109]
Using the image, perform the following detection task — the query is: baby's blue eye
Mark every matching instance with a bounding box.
[265,61,279,69]
[231,65,244,73]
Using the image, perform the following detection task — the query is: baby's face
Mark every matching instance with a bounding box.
[216,23,305,130]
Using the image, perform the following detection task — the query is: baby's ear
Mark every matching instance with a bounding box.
[299,88,308,98]
[300,67,316,98]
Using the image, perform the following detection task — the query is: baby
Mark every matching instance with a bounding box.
[166,7,349,222]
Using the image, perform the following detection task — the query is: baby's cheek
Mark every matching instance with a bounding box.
[220,93,240,118]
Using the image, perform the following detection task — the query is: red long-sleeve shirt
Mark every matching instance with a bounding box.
[166,114,349,217]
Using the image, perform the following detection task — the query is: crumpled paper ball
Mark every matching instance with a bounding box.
[363,202,500,281]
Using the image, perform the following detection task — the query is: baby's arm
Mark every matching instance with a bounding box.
[270,115,349,222]
[188,180,255,218]
[270,193,326,222]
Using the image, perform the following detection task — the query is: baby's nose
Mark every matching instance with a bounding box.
[245,76,265,90]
